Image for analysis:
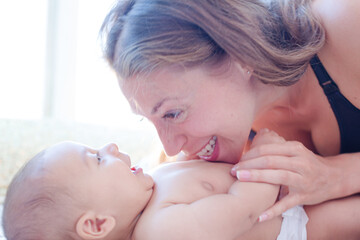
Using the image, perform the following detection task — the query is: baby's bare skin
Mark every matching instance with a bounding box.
[134,159,282,240]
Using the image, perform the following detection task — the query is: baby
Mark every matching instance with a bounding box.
[2,130,307,240]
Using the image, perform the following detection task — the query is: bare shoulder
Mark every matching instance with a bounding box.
[313,0,360,70]
[312,0,360,109]
[313,0,360,39]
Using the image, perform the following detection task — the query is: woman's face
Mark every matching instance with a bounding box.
[122,64,259,164]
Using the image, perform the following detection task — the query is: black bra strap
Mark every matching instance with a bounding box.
[310,55,339,95]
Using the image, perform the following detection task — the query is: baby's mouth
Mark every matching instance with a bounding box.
[196,136,217,158]
[131,166,143,175]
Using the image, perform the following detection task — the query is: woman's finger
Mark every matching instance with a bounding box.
[258,195,301,222]
[235,169,302,186]
[233,155,303,173]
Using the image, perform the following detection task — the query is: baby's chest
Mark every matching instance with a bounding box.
[154,166,235,204]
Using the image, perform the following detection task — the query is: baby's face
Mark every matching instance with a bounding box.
[43,141,154,224]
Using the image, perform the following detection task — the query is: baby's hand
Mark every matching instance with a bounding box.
[249,128,285,149]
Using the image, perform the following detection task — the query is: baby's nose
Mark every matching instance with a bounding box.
[118,152,131,165]
[101,143,119,155]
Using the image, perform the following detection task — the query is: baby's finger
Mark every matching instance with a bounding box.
[258,195,300,222]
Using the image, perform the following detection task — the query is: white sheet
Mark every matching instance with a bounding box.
[0,205,5,240]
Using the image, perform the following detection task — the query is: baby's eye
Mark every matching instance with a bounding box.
[162,110,183,120]
[96,153,102,164]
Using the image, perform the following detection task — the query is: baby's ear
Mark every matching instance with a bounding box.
[76,211,116,239]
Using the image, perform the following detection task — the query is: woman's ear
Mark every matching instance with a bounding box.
[234,62,253,80]
[76,211,116,239]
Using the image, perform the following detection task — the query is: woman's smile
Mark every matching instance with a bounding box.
[121,63,257,164]
[194,136,218,161]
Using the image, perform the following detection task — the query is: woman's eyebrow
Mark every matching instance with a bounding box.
[151,97,176,114]
[151,98,167,114]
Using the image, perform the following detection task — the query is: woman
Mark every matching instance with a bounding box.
[100,0,360,238]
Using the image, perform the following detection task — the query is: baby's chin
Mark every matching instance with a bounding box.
[144,173,155,190]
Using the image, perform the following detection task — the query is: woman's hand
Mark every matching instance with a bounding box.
[232,131,344,222]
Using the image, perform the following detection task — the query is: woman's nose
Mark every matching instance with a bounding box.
[156,126,186,156]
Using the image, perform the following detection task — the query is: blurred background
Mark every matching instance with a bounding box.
[0,0,162,212]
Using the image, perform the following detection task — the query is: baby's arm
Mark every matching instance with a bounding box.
[141,181,279,240]
[141,130,281,240]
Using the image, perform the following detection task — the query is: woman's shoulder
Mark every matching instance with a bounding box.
[312,0,360,32]
[312,0,360,84]
[313,0,360,61]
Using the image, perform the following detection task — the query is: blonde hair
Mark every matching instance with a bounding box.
[100,0,325,86]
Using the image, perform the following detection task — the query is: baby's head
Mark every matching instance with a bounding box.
[2,141,154,240]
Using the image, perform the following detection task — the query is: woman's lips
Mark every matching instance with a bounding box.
[196,136,219,161]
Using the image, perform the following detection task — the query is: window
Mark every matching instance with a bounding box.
[0,0,47,119]
[74,0,144,128]
[0,1,162,201]
[0,0,153,131]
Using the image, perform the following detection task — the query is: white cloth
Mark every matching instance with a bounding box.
[0,205,5,240]
[277,205,308,240]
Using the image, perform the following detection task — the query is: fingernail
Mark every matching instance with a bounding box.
[258,213,268,222]
[230,166,239,176]
[236,170,251,180]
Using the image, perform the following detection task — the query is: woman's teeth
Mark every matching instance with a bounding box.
[196,136,217,156]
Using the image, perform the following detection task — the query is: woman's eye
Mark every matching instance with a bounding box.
[163,110,183,120]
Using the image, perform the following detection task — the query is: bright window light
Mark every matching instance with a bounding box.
[0,0,47,120]
[0,0,154,131]
[74,0,146,129]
